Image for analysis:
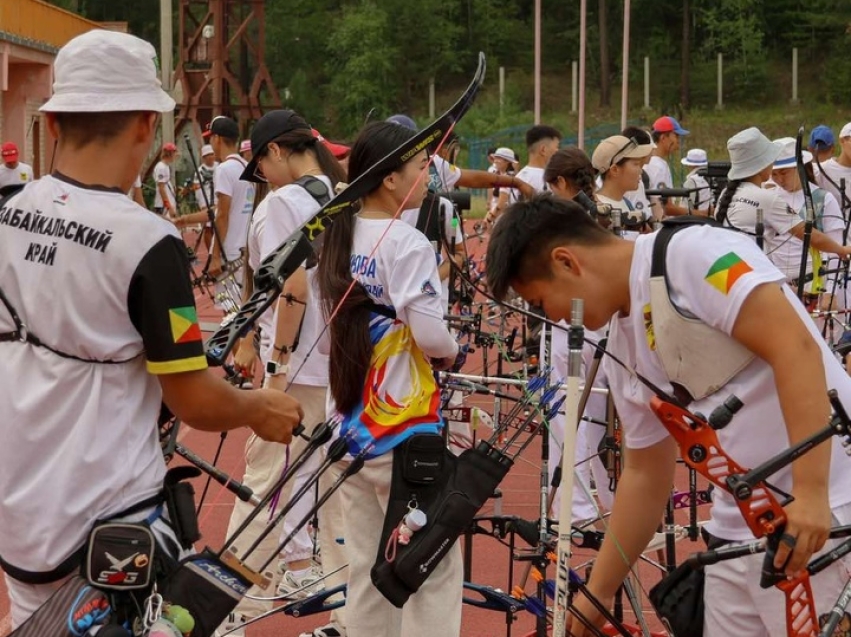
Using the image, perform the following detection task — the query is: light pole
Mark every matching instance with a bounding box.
[160,0,174,145]
[534,0,542,124]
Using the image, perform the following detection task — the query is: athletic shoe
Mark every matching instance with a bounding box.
[276,564,325,599]
[298,622,346,637]
[213,612,247,637]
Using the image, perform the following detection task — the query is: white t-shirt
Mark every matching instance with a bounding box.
[624,180,654,220]
[193,162,217,210]
[645,156,673,190]
[339,217,448,457]
[816,158,851,215]
[683,169,712,212]
[215,155,255,261]
[247,189,275,362]
[722,181,806,282]
[153,160,175,210]
[260,176,331,386]
[596,192,645,242]
[508,165,547,204]
[0,174,207,571]
[428,154,462,192]
[776,183,844,255]
[604,227,851,540]
[400,196,464,308]
[0,162,34,189]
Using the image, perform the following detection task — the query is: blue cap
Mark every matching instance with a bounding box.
[810,125,835,149]
[386,114,418,131]
[652,115,689,136]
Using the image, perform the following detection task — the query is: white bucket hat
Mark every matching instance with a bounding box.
[772,137,812,169]
[41,30,175,114]
[681,148,708,167]
[493,147,516,162]
[726,127,784,181]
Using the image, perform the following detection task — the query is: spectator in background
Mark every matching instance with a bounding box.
[0,142,34,192]
[488,147,517,215]
[810,124,836,166]
[129,175,146,207]
[153,142,178,217]
[503,125,562,205]
[816,123,851,234]
[240,139,252,162]
[621,126,655,221]
[681,148,712,215]
[648,116,689,217]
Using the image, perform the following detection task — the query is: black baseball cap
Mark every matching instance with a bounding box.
[241,109,312,182]
[203,115,239,140]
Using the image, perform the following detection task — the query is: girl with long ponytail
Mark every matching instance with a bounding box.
[317,121,462,637]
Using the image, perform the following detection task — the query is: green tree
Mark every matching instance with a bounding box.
[325,1,400,134]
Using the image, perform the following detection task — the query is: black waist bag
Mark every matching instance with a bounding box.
[371,436,512,607]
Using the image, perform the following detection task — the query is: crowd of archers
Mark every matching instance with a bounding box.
[5,28,851,637]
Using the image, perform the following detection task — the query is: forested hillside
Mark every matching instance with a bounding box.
[45,0,851,138]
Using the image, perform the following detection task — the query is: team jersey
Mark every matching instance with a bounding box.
[259,177,332,385]
[645,155,673,190]
[816,158,851,214]
[400,197,463,308]
[0,173,206,571]
[340,217,447,458]
[0,162,34,189]
[215,154,255,261]
[153,160,176,210]
[428,154,462,192]
[597,192,645,242]
[722,181,808,283]
[624,180,654,220]
[603,226,851,541]
[247,189,275,362]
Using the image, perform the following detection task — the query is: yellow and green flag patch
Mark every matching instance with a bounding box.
[169,306,202,344]
[705,252,753,295]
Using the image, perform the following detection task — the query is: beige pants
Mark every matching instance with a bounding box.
[226,383,326,619]
[341,452,463,637]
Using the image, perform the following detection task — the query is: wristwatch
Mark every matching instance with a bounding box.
[265,361,289,377]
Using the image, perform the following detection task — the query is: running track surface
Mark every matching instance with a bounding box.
[0,223,706,636]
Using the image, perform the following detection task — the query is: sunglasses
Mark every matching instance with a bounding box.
[606,137,639,171]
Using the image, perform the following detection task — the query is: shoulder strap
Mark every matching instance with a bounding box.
[293,175,331,207]
[651,216,723,278]
[415,191,443,244]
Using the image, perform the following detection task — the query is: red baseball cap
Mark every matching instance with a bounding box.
[162,142,178,153]
[312,129,350,160]
[1,142,19,161]
[652,116,689,136]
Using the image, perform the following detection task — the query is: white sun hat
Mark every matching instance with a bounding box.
[772,137,812,169]
[726,127,784,181]
[41,30,175,114]
[681,148,708,167]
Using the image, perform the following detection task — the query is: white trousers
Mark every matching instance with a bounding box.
[226,383,326,619]
[704,501,851,636]
[340,452,463,637]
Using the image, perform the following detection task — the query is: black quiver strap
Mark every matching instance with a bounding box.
[371,437,512,607]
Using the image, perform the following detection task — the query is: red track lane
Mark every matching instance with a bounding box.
[0,224,707,636]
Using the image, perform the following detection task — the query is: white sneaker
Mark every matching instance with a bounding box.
[299,622,346,637]
[276,564,325,599]
[213,612,247,637]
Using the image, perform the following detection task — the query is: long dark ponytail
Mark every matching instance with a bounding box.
[317,121,416,413]
[715,179,742,224]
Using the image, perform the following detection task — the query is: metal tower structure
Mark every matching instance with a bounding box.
[174,0,281,137]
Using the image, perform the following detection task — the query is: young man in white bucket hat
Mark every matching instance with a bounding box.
[0,29,303,627]
[716,127,851,291]
[681,148,711,215]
